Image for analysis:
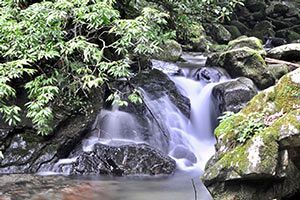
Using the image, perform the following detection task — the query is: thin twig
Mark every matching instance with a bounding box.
[191,179,198,200]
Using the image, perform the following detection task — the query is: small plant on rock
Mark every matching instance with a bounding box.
[236,113,265,144]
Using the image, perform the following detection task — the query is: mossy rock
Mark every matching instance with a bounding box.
[153,40,182,62]
[209,44,228,52]
[203,68,300,199]
[206,46,275,89]
[227,36,264,53]
[276,29,300,43]
[204,23,232,44]
[252,20,275,40]
[267,64,290,80]
[230,20,250,35]
[224,25,242,39]
[189,36,211,52]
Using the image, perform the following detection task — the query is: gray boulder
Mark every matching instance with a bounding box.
[267,63,290,80]
[212,77,258,113]
[202,68,300,200]
[267,43,300,61]
[71,143,176,176]
[227,36,264,52]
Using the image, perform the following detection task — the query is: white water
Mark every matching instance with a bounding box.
[146,59,229,171]
[42,55,230,176]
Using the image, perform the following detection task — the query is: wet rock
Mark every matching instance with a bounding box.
[212,77,258,113]
[170,146,197,164]
[153,40,182,62]
[131,69,191,118]
[110,69,190,153]
[203,68,300,200]
[71,143,176,176]
[264,37,287,49]
[189,36,211,52]
[206,47,275,89]
[193,67,223,83]
[151,60,181,75]
[204,23,232,44]
[267,43,300,61]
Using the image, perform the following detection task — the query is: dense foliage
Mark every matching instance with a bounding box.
[0,0,243,135]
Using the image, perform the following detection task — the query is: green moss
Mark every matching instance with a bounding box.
[241,92,268,115]
[210,44,228,52]
[218,142,250,173]
[215,113,246,147]
[273,74,300,112]
[228,36,264,52]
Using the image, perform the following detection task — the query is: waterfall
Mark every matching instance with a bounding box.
[42,54,230,175]
[142,62,229,171]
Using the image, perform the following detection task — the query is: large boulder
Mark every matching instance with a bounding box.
[202,68,300,200]
[227,36,264,52]
[212,77,258,113]
[153,40,182,62]
[230,20,250,35]
[71,143,176,176]
[206,46,275,89]
[267,63,290,80]
[267,43,300,61]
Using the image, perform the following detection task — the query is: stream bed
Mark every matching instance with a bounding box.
[0,170,211,200]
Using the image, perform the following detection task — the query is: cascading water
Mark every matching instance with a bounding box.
[148,58,229,171]
[43,53,229,175]
[34,53,232,200]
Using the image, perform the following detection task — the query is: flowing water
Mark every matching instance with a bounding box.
[2,53,230,200]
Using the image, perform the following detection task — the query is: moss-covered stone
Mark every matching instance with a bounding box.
[224,25,242,39]
[153,40,182,62]
[252,20,275,40]
[204,23,232,44]
[203,68,300,199]
[267,64,290,80]
[206,46,275,89]
[227,36,265,53]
